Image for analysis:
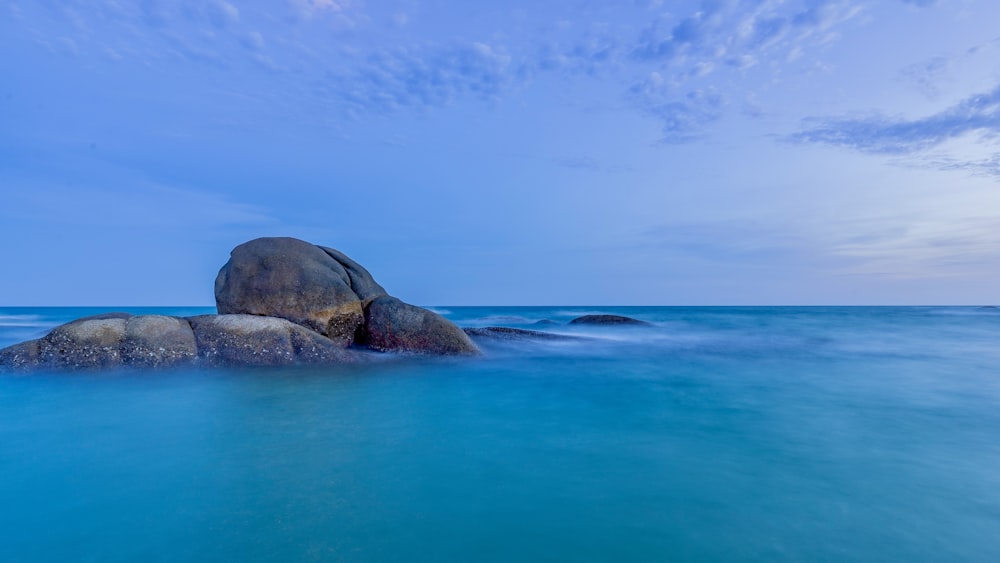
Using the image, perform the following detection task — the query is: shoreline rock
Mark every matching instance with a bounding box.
[362,296,479,355]
[1,236,480,371]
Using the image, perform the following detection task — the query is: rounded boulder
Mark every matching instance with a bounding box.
[214,237,387,345]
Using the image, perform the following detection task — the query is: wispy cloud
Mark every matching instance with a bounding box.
[642,220,808,263]
[536,33,621,77]
[831,216,1000,278]
[550,155,632,174]
[630,73,724,142]
[630,0,861,68]
[327,42,514,115]
[899,56,950,99]
[6,0,960,147]
[790,83,1000,154]
[625,0,862,141]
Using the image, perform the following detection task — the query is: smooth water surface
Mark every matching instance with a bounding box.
[2,306,1000,561]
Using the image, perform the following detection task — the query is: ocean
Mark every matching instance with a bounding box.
[1,306,999,561]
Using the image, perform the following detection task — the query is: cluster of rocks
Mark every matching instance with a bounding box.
[1,237,478,370]
[0,237,657,371]
[463,315,651,343]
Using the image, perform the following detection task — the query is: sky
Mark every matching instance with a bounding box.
[2,0,1000,306]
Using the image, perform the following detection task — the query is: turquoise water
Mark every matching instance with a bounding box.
[2,306,1000,561]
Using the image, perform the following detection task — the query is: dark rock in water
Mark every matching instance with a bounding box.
[569,314,651,326]
[533,319,560,326]
[978,306,998,310]
[463,327,581,341]
[0,339,42,370]
[215,237,387,345]
[188,314,359,366]
[362,296,479,355]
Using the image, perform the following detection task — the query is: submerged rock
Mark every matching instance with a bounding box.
[362,296,479,355]
[568,314,651,326]
[463,327,581,341]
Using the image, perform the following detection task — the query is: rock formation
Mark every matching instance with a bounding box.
[0,237,479,371]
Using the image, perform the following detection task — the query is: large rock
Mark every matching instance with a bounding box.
[1,236,481,371]
[4,313,197,370]
[215,237,387,345]
[188,314,360,366]
[0,313,361,370]
[361,296,479,355]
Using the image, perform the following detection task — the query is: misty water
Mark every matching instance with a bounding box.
[2,306,1000,561]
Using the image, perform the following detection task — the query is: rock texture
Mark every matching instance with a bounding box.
[122,315,198,367]
[215,237,476,356]
[568,314,651,326]
[215,237,387,345]
[38,314,130,369]
[1,236,480,371]
[1,313,196,370]
[362,296,479,355]
[188,314,359,366]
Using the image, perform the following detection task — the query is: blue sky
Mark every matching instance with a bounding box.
[2,0,1000,305]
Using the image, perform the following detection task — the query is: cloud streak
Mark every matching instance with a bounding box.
[625,0,862,142]
[630,74,724,142]
[790,83,1000,154]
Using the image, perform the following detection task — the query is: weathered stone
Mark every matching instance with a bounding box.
[38,315,129,369]
[317,246,387,301]
[189,314,358,366]
[361,296,479,355]
[122,315,197,367]
[215,237,386,345]
[568,314,651,326]
[1,236,486,371]
[0,339,42,370]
